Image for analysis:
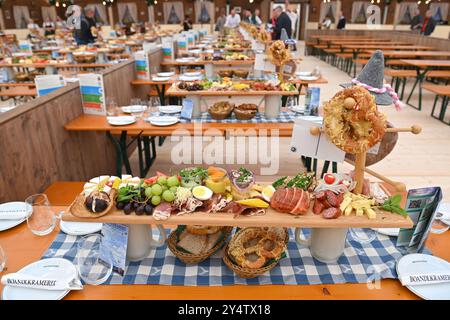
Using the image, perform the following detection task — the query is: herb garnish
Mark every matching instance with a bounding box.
[376,195,408,216]
[179,167,208,180]
[272,176,287,189]
[237,167,252,183]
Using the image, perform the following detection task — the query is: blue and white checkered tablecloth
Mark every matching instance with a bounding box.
[148,112,299,124]
[41,228,419,286]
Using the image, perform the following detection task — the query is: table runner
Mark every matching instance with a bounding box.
[147,111,300,124]
[41,228,419,286]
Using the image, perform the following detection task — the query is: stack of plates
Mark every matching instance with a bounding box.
[2,258,79,300]
[121,105,146,113]
[147,116,179,126]
[290,105,305,114]
[397,254,450,300]
[60,220,103,236]
[151,76,171,82]
[0,202,28,232]
[158,105,183,114]
[156,71,175,77]
[107,116,136,126]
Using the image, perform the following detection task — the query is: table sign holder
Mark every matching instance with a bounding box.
[134,50,151,81]
[78,73,107,116]
[35,75,66,97]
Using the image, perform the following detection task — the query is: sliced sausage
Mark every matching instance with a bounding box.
[325,190,339,207]
[313,199,324,215]
[322,207,342,219]
[315,191,326,201]
[336,192,344,206]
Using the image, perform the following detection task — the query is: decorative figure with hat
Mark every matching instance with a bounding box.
[309,50,421,194]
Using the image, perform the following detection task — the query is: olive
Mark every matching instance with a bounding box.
[123,203,132,215]
[85,196,94,211]
[135,205,145,216]
[144,205,153,215]
[93,198,108,212]
[116,202,125,210]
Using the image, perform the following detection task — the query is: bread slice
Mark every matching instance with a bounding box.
[202,231,223,254]
[177,232,208,254]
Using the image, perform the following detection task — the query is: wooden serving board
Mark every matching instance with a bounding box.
[62,205,413,229]
[166,86,298,97]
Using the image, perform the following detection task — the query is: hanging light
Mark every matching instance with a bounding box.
[55,2,59,7]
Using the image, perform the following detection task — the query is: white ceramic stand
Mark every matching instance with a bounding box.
[126,224,167,262]
[295,228,348,263]
[264,95,281,119]
[204,63,213,79]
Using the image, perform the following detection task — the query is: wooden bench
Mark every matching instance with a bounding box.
[427,70,450,80]
[385,69,417,99]
[423,84,450,125]
[0,87,37,98]
[386,60,412,67]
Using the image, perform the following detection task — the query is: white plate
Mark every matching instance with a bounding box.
[176,57,197,62]
[296,71,312,77]
[183,71,202,77]
[2,258,77,300]
[437,202,450,226]
[156,72,175,77]
[179,75,202,81]
[290,105,306,113]
[0,202,27,232]
[151,76,171,82]
[158,105,183,114]
[121,105,146,113]
[397,254,450,300]
[371,228,400,237]
[107,116,136,126]
[298,75,319,81]
[60,220,103,236]
[148,116,179,126]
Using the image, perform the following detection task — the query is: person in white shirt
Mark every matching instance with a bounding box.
[27,19,39,31]
[252,9,262,26]
[224,9,241,28]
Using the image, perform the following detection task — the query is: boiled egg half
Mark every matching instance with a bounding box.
[192,186,213,201]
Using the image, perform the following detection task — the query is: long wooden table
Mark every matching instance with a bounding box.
[64,116,295,178]
[400,60,450,110]
[1,181,448,300]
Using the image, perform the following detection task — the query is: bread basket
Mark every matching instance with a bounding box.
[234,104,258,120]
[168,226,233,264]
[223,227,289,278]
[208,102,234,120]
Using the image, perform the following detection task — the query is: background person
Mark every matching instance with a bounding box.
[320,16,332,30]
[410,9,423,32]
[215,9,226,32]
[273,6,291,40]
[337,11,346,30]
[224,9,241,28]
[252,9,262,26]
[421,10,436,36]
[74,8,96,45]
[183,15,193,31]
[43,18,55,36]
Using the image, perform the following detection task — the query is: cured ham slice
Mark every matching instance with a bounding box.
[270,187,310,215]
[198,194,229,213]
[221,202,266,218]
[153,202,173,220]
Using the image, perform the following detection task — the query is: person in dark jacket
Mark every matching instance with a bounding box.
[410,9,423,32]
[421,10,436,36]
[273,6,291,40]
[183,15,192,31]
[74,8,96,45]
[337,11,346,30]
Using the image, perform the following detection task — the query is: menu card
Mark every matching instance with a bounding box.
[100,223,129,276]
[187,33,195,48]
[397,187,443,253]
[290,117,345,162]
[177,36,188,55]
[134,50,150,80]
[35,75,66,97]
[181,99,194,120]
[18,40,32,54]
[161,38,175,62]
[304,87,320,116]
[78,73,106,115]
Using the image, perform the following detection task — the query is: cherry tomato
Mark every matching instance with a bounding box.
[324,174,336,185]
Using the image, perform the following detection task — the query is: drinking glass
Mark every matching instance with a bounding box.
[129,98,146,120]
[0,245,6,273]
[348,228,377,244]
[25,194,57,236]
[76,234,113,285]
[105,97,118,116]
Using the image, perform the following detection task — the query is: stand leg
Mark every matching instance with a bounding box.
[354,152,367,194]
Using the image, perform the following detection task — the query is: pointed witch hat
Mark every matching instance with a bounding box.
[341,50,395,106]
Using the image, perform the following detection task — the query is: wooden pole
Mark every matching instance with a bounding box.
[353,152,367,194]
